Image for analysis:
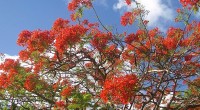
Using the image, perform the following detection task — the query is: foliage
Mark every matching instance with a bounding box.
[0,0,200,109]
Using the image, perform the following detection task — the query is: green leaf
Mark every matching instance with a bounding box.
[36,84,43,90]
[83,94,92,102]
[68,104,81,109]
[193,6,199,14]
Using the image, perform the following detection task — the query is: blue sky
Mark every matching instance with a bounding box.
[0,0,186,56]
[0,0,68,55]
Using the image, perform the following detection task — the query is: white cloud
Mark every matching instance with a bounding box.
[113,0,132,11]
[0,54,18,64]
[113,0,175,30]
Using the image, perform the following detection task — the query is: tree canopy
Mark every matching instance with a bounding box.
[0,0,200,109]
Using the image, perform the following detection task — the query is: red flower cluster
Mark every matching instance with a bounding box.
[54,25,88,53]
[0,59,20,89]
[55,101,66,107]
[17,30,32,47]
[91,32,112,51]
[52,18,70,32]
[105,44,120,54]
[100,74,137,104]
[125,33,138,44]
[180,38,191,47]
[24,74,38,91]
[184,54,193,61]
[167,27,183,38]
[19,50,31,61]
[148,28,159,39]
[121,9,143,26]
[163,37,177,50]
[121,12,134,26]
[70,13,77,21]
[68,0,92,11]
[180,0,199,7]
[163,27,183,50]
[122,50,135,64]
[0,73,9,89]
[125,0,132,5]
[60,86,73,97]
[17,30,54,53]
[0,59,19,72]
[33,61,44,74]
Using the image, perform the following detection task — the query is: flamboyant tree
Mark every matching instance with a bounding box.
[0,0,200,109]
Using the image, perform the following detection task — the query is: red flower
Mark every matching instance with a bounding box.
[180,0,199,7]
[55,101,66,107]
[52,18,70,32]
[33,61,44,74]
[54,25,88,53]
[148,28,159,39]
[60,86,73,97]
[17,30,54,53]
[100,74,137,104]
[0,74,9,89]
[70,13,77,21]
[91,32,112,51]
[180,38,191,46]
[125,0,132,5]
[19,50,31,61]
[85,62,93,68]
[68,0,92,11]
[0,59,20,89]
[163,37,177,50]
[185,54,193,61]
[68,0,80,11]
[17,30,32,46]
[121,12,134,26]
[82,20,89,25]
[125,33,138,44]
[0,59,19,73]
[82,0,92,8]
[24,74,38,91]
[176,8,181,13]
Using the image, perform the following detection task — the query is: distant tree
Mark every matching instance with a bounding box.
[0,0,200,109]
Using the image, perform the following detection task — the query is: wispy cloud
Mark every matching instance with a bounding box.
[0,54,18,64]
[113,0,175,31]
